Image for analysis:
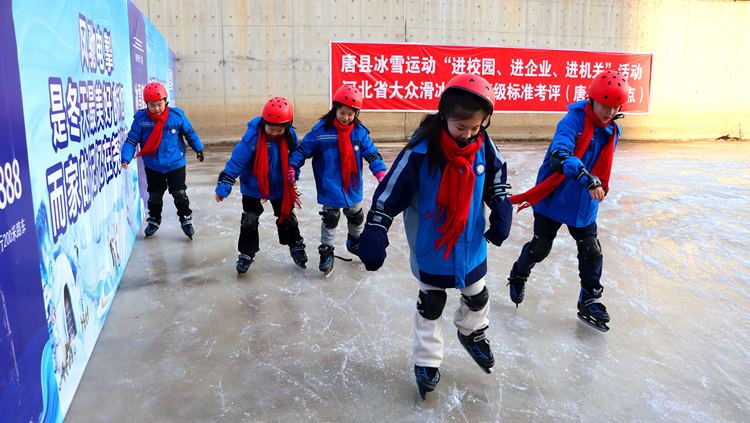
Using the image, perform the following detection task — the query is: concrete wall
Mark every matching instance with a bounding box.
[132,0,750,142]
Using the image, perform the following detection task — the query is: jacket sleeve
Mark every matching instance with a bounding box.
[288,130,316,172]
[368,147,423,222]
[357,127,387,175]
[482,137,511,204]
[180,115,204,152]
[121,114,142,164]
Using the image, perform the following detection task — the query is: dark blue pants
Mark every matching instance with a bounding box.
[512,212,602,291]
[145,166,191,219]
[239,196,303,256]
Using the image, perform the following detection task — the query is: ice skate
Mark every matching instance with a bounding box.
[236,254,254,274]
[289,240,308,268]
[179,215,194,239]
[457,327,494,374]
[507,273,527,308]
[577,287,610,332]
[318,244,334,276]
[345,234,359,255]
[144,217,161,237]
[414,365,440,401]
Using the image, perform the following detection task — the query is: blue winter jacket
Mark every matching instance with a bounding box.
[532,100,621,227]
[121,107,203,173]
[288,120,386,208]
[215,117,299,200]
[368,131,512,289]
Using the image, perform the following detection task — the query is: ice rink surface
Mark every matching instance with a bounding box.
[66,141,750,422]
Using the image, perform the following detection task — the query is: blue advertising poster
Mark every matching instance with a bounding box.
[11,0,140,419]
[0,1,47,421]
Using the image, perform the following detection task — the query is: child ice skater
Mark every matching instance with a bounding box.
[121,81,204,239]
[288,84,386,276]
[357,74,513,400]
[507,71,630,332]
[215,97,307,274]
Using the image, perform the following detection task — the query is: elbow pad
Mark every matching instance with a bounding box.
[550,149,571,174]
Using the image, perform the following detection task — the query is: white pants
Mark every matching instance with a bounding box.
[413,278,490,368]
[320,203,364,246]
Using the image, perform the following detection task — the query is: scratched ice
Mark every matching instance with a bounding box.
[66,141,750,422]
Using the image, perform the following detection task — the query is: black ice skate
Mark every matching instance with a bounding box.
[179,215,194,239]
[318,244,334,276]
[507,273,527,308]
[144,217,161,237]
[236,254,254,274]
[289,240,308,268]
[577,287,610,332]
[414,365,440,401]
[345,234,359,255]
[457,327,494,374]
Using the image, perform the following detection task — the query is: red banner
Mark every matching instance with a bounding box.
[331,41,652,113]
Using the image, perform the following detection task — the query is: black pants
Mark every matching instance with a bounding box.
[145,166,191,219]
[513,212,602,291]
[238,196,303,256]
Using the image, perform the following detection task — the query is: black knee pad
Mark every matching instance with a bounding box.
[577,234,602,260]
[461,286,489,312]
[147,197,163,207]
[241,212,259,230]
[172,189,188,202]
[529,234,554,261]
[343,207,365,226]
[417,289,447,320]
[320,208,340,229]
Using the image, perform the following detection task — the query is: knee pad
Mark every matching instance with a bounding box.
[529,234,554,261]
[172,189,188,202]
[461,286,489,312]
[241,212,259,230]
[343,207,365,226]
[320,208,340,229]
[417,289,447,321]
[147,197,163,207]
[577,234,602,260]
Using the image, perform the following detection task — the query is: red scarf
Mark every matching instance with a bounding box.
[136,106,170,157]
[509,103,616,211]
[253,129,300,223]
[427,129,483,260]
[332,119,358,192]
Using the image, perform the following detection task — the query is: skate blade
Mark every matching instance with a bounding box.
[577,312,610,332]
[417,386,427,401]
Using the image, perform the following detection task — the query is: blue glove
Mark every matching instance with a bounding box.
[357,210,393,271]
[484,197,513,246]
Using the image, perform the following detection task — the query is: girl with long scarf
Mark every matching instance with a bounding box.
[288,85,386,276]
[121,82,204,239]
[215,97,307,274]
[506,71,630,333]
[357,74,513,400]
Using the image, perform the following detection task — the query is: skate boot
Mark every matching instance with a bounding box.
[289,240,308,268]
[179,215,194,239]
[318,244,334,276]
[144,217,161,237]
[457,327,494,374]
[236,254,254,274]
[577,287,610,332]
[507,272,527,308]
[345,234,359,255]
[414,365,440,401]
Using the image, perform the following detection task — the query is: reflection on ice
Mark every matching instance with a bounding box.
[66,141,750,422]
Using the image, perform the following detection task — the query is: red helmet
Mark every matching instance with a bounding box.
[262,97,294,124]
[442,74,495,112]
[332,85,363,110]
[588,71,629,107]
[143,82,167,102]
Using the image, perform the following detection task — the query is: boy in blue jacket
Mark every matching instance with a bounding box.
[357,74,513,400]
[288,85,386,276]
[121,82,204,239]
[508,71,630,332]
[215,97,307,274]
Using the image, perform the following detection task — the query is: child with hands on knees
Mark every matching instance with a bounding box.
[507,71,630,332]
[121,82,204,239]
[287,85,386,277]
[357,74,513,400]
[215,97,307,274]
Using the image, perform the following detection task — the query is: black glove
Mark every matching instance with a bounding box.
[357,210,393,271]
[196,150,204,162]
[484,197,513,246]
[576,167,601,190]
